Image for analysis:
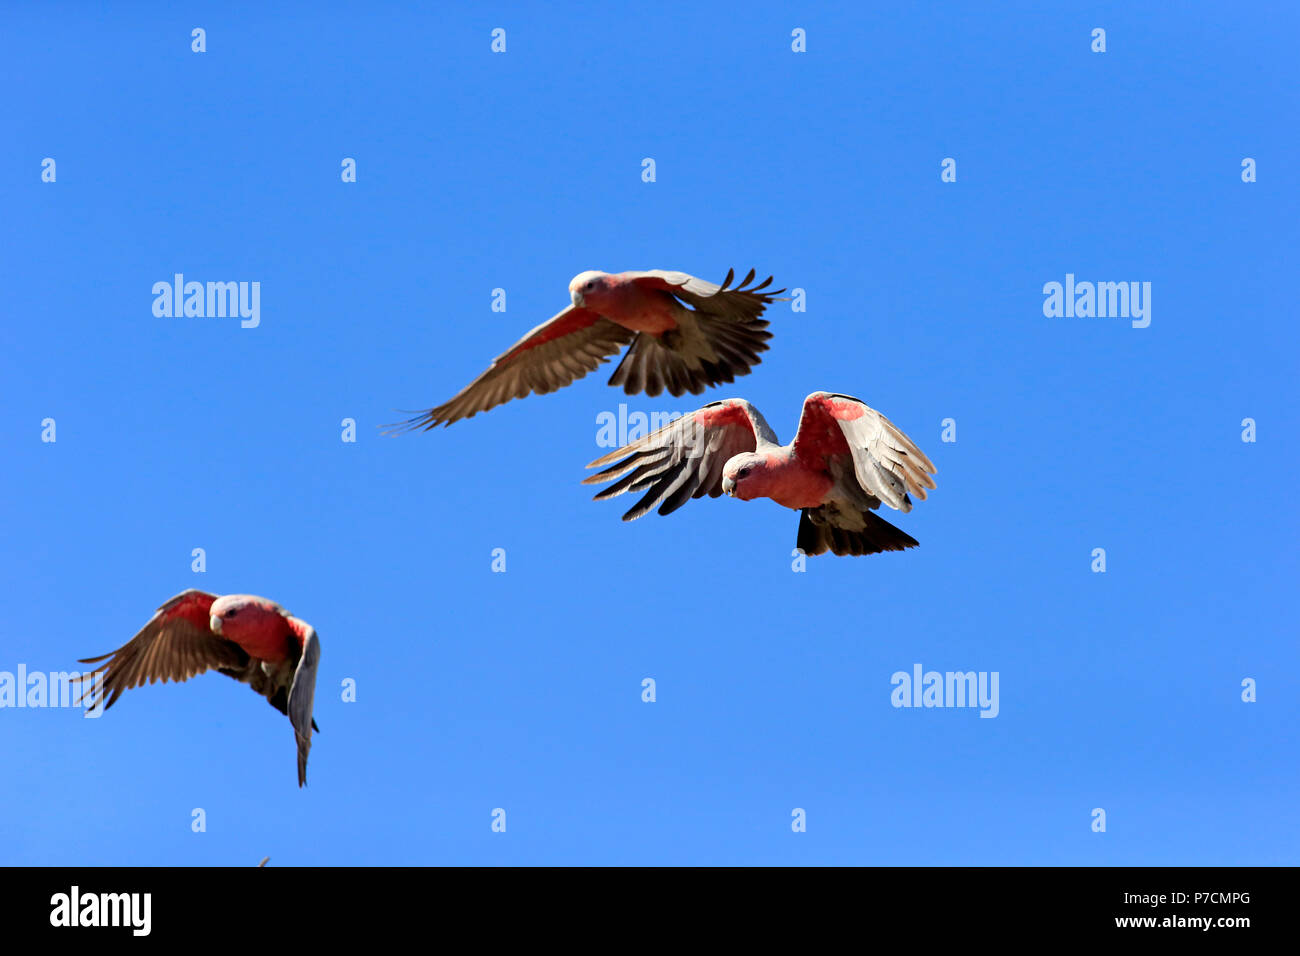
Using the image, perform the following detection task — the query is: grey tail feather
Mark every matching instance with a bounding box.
[260,681,320,732]
[607,315,771,398]
[796,509,919,557]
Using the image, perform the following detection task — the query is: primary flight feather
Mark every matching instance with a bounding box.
[388,268,785,431]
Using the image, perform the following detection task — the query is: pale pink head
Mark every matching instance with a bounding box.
[569,270,613,309]
[209,594,287,641]
[721,452,771,501]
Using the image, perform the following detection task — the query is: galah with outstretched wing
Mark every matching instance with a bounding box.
[388,268,784,431]
[74,589,321,787]
[584,392,937,556]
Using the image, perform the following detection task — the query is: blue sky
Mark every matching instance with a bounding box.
[2,1,1296,865]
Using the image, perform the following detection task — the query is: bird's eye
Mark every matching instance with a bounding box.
[225,609,238,618]
[737,468,750,479]
[586,281,595,291]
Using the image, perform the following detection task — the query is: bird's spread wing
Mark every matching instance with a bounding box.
[792,392,936,512]
[286,618,320,788]
[75,589,246,711]
[386,306,635,431]
[624,268,786,323]
[584,398,776,520]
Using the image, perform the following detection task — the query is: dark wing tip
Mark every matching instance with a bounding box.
[379,408,450,435]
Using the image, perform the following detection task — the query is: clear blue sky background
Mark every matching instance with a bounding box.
[2,2,1296,865]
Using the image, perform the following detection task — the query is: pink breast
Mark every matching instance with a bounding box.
[234,618,293,663]
[768,458,835,510]
[600,283,678,334]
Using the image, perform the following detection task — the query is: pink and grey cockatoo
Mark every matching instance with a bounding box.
[585,392,937,556]
[389,268,784,431]
[75,589,321,787]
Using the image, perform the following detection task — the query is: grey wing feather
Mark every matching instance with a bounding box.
[287,624,320,788]
[830,397,937,512]
[74,589,244,711]
[626,268,786,324]
[584,399,771,520]
[386,309,635,431]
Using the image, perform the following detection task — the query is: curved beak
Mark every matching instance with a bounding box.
[571,289,585,308]
[721,476,736,497]
[210,614,223,634]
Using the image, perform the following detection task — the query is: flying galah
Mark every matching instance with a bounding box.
[389,268,784,431]
[584,392,937,556]
[75,589,321,787]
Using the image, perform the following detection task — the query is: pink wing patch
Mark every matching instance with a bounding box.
[286,616,314,650]
[793,391,937,510]
[791,395,854,464]
[161,589,219,632]
[501,307,602,362]
[693,400,756,433]
[823,396,866,420]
